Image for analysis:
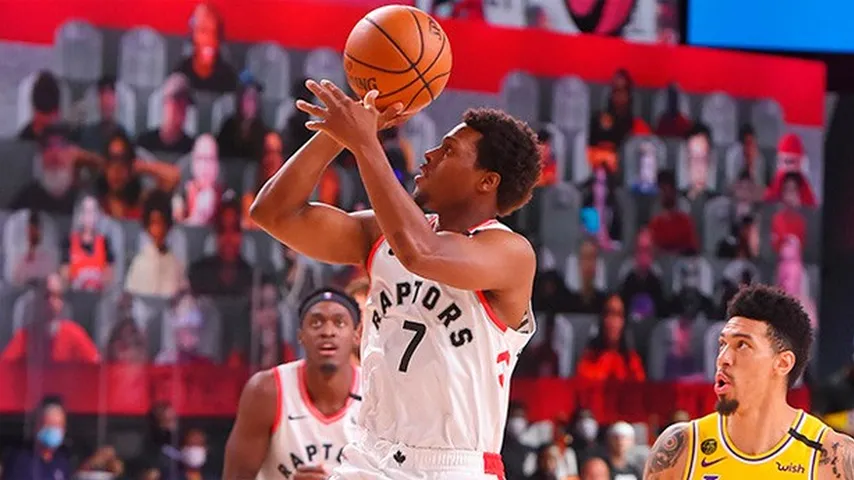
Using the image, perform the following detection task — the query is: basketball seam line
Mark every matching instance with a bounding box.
[355,23,449,101]
[402,71,451,112]
[344,52,412,75]
[364,16,433,101]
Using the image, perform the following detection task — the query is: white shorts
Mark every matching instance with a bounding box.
[329,430,505,480]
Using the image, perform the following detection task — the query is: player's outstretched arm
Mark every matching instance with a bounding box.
[223,370,279,480]
[644,422,691,480]
[249,128,379,266]
[817,429,854,479]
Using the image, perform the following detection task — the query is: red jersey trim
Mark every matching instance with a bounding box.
[297,361,358,425]
[271,367,284,435]
[365,234,386,277]
[467,218,499,234]
[475,290,508,333]
[483,452,506,479]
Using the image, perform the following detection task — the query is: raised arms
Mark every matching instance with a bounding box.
[248,130,377,266]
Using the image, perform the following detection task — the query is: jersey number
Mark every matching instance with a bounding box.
[398,321,426,372]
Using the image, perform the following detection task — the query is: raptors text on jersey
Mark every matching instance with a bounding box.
[358,217,536,453]
[256,361,361,480]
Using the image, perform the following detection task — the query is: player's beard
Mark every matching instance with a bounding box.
[319,362,338,375]
[715,397,739,416]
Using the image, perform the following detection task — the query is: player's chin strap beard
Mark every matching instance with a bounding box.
[319,363,338,375]
[788,428,823,452]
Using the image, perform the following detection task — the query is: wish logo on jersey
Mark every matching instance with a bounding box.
[275,443,345,478]
[370,280,474,348]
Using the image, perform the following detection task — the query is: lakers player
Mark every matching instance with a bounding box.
[250,79,541,479]
[643,284,854,480]
[223,289,361,480]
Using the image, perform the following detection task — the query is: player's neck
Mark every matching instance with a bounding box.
[434,206,497,234]
[725,398,798,455]
[303,363,353,415]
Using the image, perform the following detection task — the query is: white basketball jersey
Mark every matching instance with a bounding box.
[359,216,536,452]
[257,360,361,480]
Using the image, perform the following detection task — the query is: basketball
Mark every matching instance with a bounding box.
[343,5,453,114]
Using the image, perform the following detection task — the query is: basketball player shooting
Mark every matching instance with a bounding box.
[249,79,541,479]
[643,284,854,480]
[223,289,361,480]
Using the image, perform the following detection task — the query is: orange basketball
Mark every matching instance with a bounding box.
[344,5,452,114]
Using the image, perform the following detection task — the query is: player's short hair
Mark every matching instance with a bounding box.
[463,108,541,216]
[726,284,813,387]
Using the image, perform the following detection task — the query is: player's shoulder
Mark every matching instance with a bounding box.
[816,427,854,480]
[644,422,692,480]
[243,367,283,400]
[471,224,536,268]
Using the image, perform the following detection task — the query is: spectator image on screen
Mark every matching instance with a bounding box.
[174,133,222,226]
[10,123,81,215]
[137,73,196,154]
[765,133,817,207]
[95,131,181,220]
[589,69,650,151]
[771,172,808,253]
[1,273,100,364]
[242,131,284,230]
[576,294,646,382]
[216,70,267,159]
[62,195,115,291]
[649,169,699,254]
[580,165,622,250]
[655,84,692,138]
[172,2,237,93]
[155,293,214,366]
[125,191,188,298]
[776,236,817,329]
[78,75,128,152]
[105,313,148,364]
[7,210,60,287]
[188,191,252,296]
[683,124,715,203]
[631,140,660,195]
[18,70,61,142]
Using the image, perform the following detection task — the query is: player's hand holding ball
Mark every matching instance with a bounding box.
[296,79,407,153]
[292,463,329,480]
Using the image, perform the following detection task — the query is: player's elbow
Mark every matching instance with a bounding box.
[249,195,295,230]
[248,195,274,225]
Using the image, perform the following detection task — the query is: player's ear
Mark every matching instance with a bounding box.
[478,171,500,194]
[775,349,796,378]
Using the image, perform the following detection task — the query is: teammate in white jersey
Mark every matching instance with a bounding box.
[250,79,542,479]
[223,289,361,480]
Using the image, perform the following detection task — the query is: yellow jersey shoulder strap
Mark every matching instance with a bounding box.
[683,413,720,480]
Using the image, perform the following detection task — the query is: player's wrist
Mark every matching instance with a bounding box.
[350,137,385,163]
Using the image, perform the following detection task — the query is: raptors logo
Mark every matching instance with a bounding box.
[564,0,637,35]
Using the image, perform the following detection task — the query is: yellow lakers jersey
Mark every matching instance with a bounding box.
[684,410,828,479]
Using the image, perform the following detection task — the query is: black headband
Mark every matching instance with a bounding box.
[298,288,361,325]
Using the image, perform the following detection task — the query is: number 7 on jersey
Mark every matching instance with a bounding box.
[398,321,426,372]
